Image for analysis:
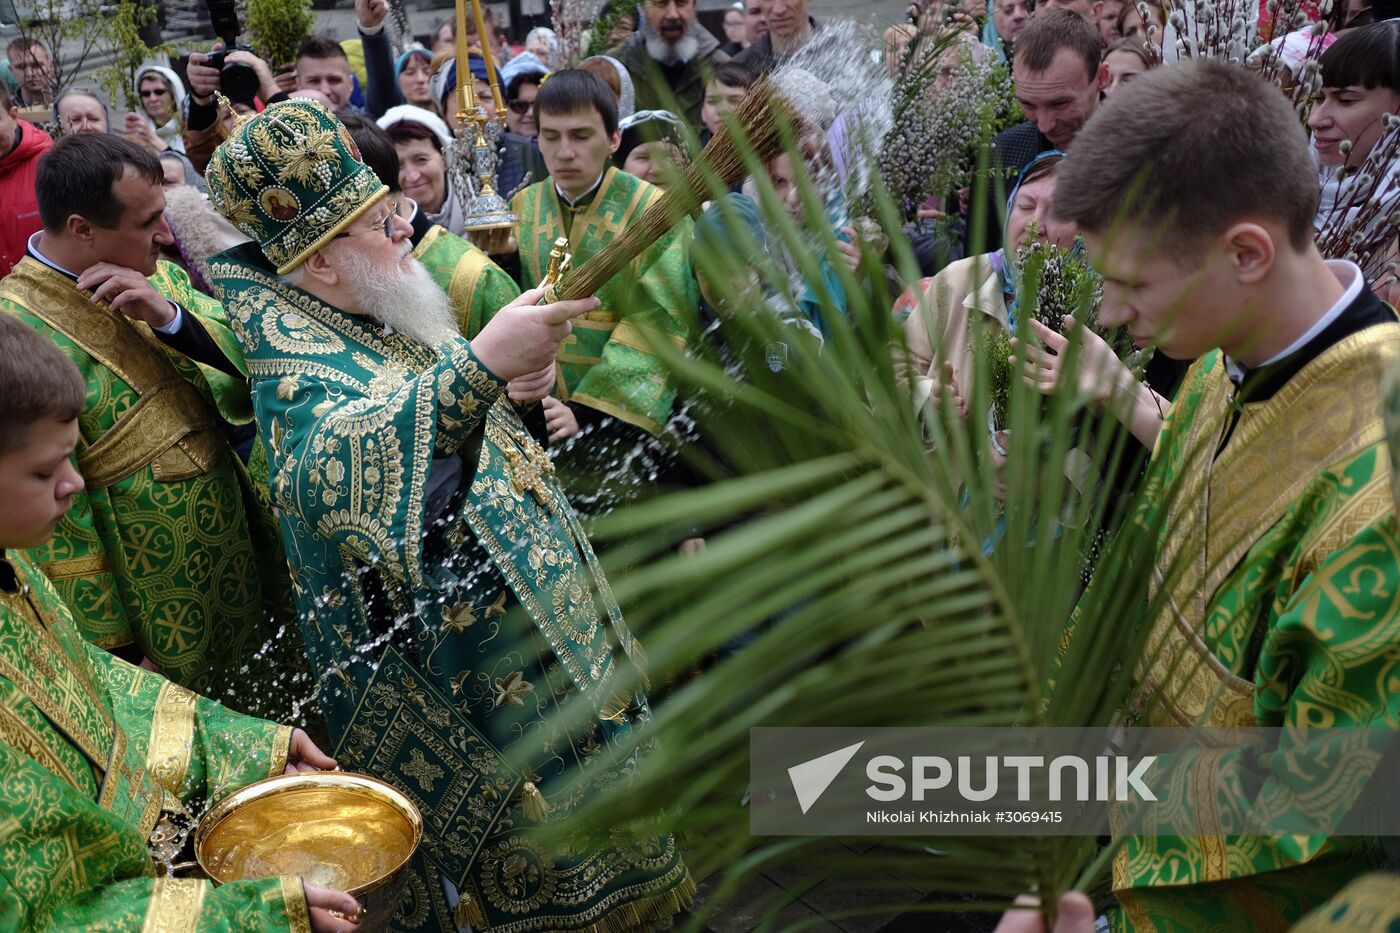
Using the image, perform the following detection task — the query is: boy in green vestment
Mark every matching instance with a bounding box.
[1045,62,1400,930]
[0,313,361,932]
[0,133,298,718]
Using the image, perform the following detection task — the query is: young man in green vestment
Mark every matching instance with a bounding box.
[204,99,692,933]
[0,313,361,931]
[0,133,299,718]
[1048,62,1400,930]
[490,69,699,510]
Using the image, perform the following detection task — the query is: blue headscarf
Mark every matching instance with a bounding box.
[990,148,1065,329]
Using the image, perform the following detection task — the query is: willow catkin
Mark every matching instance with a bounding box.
[551,76,797,302]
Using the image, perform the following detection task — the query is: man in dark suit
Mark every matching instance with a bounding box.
[970,10,1108,255]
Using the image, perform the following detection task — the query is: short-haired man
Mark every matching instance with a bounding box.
[1056,60,1400,927]
[508,69,698,457]
[0,80,51,276]
[971,9,1106,253]
[608,0,731,135]
[745,0,768,44]
[206,98,692,933]
[992,0,1031,56]
[295,35,356,109]
[0,133,298,713]
[733,0,816,76]
[7,37,53,108]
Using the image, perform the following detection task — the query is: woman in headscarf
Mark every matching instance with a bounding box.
[395,46,435,110]
[134,64,186,152]
[378,104,470,236]
[578,55,636,120]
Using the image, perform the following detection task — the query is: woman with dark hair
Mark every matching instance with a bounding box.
[1309,19,1400,172]
[1308,20,1400,280]
[395,47,435,109]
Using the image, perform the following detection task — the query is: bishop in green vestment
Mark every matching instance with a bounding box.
[205,99,691,933]
[0,134,295,717]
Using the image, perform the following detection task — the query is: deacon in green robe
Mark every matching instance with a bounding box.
[205,99,691,933]
[513,164,697,435]
[0,133,296,718]
[1110,276,1400,930]
[0,548,312,930]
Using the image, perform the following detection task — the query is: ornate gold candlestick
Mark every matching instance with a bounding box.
[452,0,519,232]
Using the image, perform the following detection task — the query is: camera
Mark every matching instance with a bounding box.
[203,0,258,105]
[204,44,259,105]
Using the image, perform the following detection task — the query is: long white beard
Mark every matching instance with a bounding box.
[334,245,461,347]
[642,18,700,64]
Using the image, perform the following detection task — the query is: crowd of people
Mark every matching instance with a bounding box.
[1,0,1399,930]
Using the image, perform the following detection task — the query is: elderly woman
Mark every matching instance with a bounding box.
[378,104,469,236]
[54,88,109,135]
[614,109,690,188]
[897,152,1177,453]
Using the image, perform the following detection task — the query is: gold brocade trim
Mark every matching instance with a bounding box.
[3,260,188,404]
[281,877,312,933]
[570,394,663,435]
[77,379,223,489]
[140,877,207,933]
[470,866,695,933]
[609,320,687,355]
[451,243,490,320]
[0,618,112,766]
[1292,873,1400,932]
[0,697,88,791]
[1146,325,1400,727]
[38,553,110,581]
[270,725,293,777]
[558,353,604,366]
[146,681,198,794]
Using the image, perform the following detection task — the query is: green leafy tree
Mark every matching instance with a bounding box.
[244,0,315,73]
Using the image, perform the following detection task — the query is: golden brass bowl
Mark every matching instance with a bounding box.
[196,772,422,930]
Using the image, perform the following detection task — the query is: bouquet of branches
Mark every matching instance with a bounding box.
[974,241,1139,428]
[245,0,316,74]
[874,38,1018,221]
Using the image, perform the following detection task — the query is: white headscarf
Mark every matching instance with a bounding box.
[135,64,187,153]
[594,55,635,120]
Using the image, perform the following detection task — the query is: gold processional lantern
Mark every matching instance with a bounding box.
[196,772,423,930]
[453,0,519,231]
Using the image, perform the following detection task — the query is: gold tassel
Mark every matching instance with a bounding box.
[520,780,551,821]
[453,891,486,928]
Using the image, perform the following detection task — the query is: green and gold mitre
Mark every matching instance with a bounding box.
[204,98,387,274]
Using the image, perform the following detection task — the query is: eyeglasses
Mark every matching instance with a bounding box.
[506,99,533,115]
[139,88,168,98]
[336,199,410,240]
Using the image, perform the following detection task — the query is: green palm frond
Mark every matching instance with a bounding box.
[482,99,1216,928]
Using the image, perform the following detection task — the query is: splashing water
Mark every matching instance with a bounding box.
[770,18,896,208]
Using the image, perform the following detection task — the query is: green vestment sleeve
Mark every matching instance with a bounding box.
[0,551,307,932]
